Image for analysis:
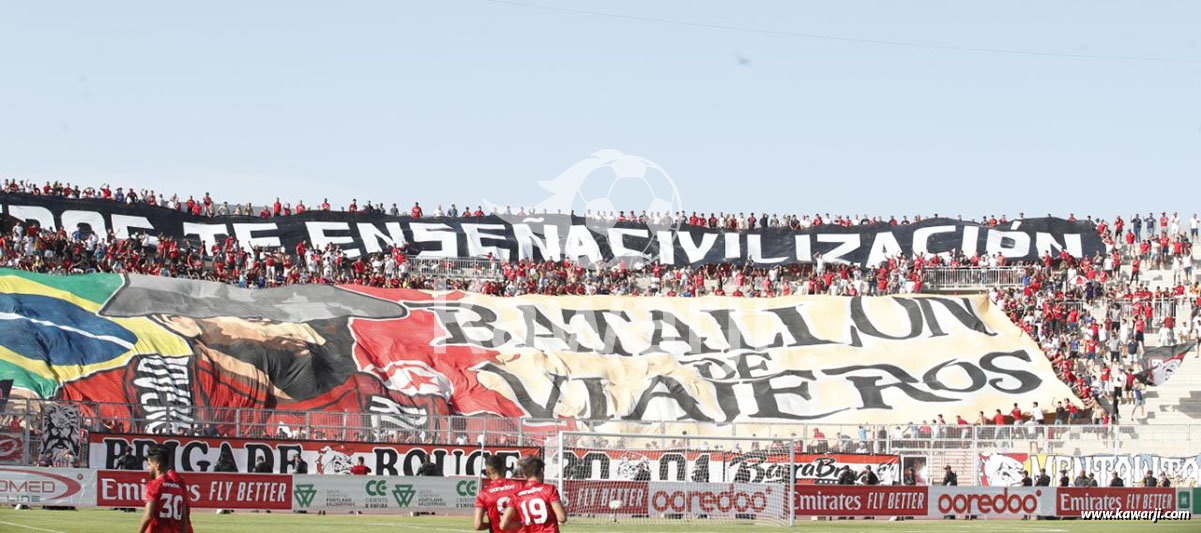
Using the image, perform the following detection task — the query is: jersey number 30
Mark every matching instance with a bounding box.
[158,494,184,520]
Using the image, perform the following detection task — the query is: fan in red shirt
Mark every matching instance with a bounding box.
[992,409,1007,425]
[349,456,371,475]
[138,445,191,533]
[500,457,566,533]
[473,455,521,532]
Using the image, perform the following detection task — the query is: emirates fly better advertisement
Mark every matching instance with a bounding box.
[2,467,1196,518]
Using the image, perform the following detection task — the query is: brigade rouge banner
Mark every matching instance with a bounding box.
[0,269,1078,431]
[88,433,539,477]
[1,194,1102,267]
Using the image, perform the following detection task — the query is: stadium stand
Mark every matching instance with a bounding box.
[0,181,1199,500]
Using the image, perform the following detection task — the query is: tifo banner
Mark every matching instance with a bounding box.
[96,470,292,510]
[1054,487,1177,517]
[793,485,926,516]
[0,270,1078,430]
[980,452,1201,488]
[562,448,899,484]
[928,487,1053,518]
[0,194,1102,267]
[0,467,94,505]
[291,475,478,513]
[89,433,538,476]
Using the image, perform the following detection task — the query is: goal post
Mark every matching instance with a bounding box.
[554,431,797,527]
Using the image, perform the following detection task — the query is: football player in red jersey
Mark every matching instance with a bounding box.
[500,457,566,532]
[473,454,521,532]
[137,445,192,533]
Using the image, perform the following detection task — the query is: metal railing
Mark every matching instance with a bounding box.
[922,267,1027,291]
[5,398,1201,486]
[403,256,502,280]
[1110,297,1190,327]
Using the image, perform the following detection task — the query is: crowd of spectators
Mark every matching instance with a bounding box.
[8,178,1201,236]
[2,180,1200,434]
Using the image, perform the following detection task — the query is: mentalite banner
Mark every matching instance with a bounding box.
[1,270,1077,431]
[980,452,1201,488]
[1,194,1102,267]
[88,433,539,477]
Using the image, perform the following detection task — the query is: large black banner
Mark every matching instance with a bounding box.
[1,194,1103,267]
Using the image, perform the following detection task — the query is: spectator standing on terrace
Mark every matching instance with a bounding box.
[809,428,826,452]
[836,466,855,485]
[350,456,370,475]
[859,466,879,485]
[941,466,957,486]
[1160,473,1172,487]
[214,453,237,473]
[1142,470,1157,487]
[1035,469,1051,486]
[1073,471,1089,487]
[417,457,439,476]
[1058,470,1070,487]
[1132,381,1146,419]
[253,456,271,473]
[1108,472,1124,487]
[118,448,141,470]
[291,455,308,474]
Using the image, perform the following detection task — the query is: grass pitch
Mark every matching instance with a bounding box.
[0,508,1195,532]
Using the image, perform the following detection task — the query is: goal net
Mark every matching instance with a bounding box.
[554,431,796,527]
